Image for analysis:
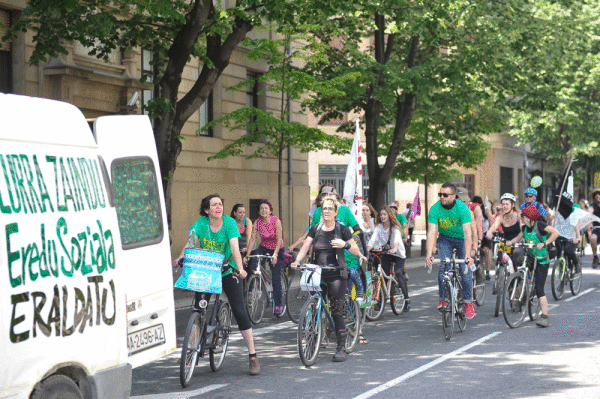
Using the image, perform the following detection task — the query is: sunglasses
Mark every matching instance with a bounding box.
[438,192,453,198]
[525,195,534,198]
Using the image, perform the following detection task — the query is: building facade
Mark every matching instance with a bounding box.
[0,2,311,256]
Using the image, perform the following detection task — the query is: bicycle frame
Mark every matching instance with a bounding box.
[191,291,229,359]
[247,255,276,299]
[506,244,538,304]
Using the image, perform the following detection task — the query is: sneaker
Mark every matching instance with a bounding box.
[332,348,347,362]
[437,300,448,310]
[485,271,491,281]
[249,356,260,375]
[593,256,599,269]
[273,305,284,315]
[403,300,410,312]
[536,314,550,328]
[464,303,475,319]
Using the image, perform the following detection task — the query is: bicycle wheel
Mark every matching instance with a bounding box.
[494,266,505,317]
[528,293,542,321]
[286,272,308,323]
[297,297,322,367]
[570,263,582,295]
[390,281,405,315]
[473,272,486,307]
[502,273,527,328]
[344,297,360,353]
[442,280,454,341]
[180,312,203,388]
[245,274,267,324]
[209,302,231,372]
[365,274,386,321]
[456,284,466,332]
[274,272,288,318]
[551,258,566,301]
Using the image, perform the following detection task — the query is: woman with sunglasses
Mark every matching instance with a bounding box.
[291,197,366,362]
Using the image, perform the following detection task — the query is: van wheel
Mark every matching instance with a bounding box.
[31,375,83,399]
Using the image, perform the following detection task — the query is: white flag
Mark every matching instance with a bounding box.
[569,207,600,228]
[342,119,363,226]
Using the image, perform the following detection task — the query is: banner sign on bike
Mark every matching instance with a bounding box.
[300,264,322,292]
[175,249,224,294]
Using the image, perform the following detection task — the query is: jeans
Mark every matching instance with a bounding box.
[249,245,284,307]
[437,234,472,302]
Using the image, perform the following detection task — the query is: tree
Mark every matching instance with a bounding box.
[205,31,358,217]
[302,0,550,211]
[505,1,600,190]
[2,0,345,221]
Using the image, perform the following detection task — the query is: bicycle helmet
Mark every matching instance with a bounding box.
[524,187,537,197]
[500,193,516,202]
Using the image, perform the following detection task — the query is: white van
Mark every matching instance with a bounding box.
[0,94,176,399]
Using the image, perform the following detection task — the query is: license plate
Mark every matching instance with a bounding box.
[128,324,165,356]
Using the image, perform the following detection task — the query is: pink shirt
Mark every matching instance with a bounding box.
[255,216,284,250]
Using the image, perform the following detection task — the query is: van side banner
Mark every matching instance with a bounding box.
[2,153,118,345]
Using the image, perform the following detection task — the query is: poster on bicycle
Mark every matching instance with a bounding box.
[176,249,225,293]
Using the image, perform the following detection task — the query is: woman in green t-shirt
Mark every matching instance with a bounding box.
[173,194,260,375]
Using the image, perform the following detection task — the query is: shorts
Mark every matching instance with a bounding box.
[592,226,600,238]
[480,236,492,249]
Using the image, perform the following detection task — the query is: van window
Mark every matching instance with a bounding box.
[111,157,163,249]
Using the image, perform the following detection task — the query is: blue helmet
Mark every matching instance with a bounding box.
[524,187,537,197]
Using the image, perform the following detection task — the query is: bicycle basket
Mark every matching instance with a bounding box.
[300,264,322,292]
[175,249,224,294]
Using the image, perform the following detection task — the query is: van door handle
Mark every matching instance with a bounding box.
[150,313,159,320]
[130,320,139,327]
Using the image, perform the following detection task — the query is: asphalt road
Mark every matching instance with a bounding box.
[130,252,600,399]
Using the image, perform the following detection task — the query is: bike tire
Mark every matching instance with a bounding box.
[570,265,582,296]
[209,302,231,372]
[442,280,454,341]
[473,274,486,307]
[390,281,405,315]
[180,312,203,388]
[551,258,565,301]
[456,283,466,332]
[246,274,267,325]
[344,297,361,353]
[502,272,527,328]
[528,292,542,321]
[286,272,308,324]
[365,274,386,321]
[274,272,288,318]
[494,266,505,317]
[297,296,322,367]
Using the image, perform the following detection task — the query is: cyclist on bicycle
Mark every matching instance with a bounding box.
[291,197,367,362]
[588,187,600,268]
[510,206,560,327]
[173,194,260,375]
[553,196,582,275]
[486,193,522,268]
[244,199,286,316]
[231,204,252,257]
[424,182,476,319]
[367,205,409,312]
[520,187,548,222]
[388,202,410,280]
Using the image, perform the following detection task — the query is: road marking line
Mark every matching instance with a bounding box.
[352,331,501,399]
[130,384,228,399]
[564,288,595,302]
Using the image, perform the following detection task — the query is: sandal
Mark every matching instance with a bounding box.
[359,334,368,345]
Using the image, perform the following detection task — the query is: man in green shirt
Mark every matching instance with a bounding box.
[425,182,476,319]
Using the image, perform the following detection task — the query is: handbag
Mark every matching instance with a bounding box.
[175,248,224,294]
[300,264,322,292]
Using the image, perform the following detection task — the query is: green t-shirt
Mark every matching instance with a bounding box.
[311,205,360,268]
[189,215,240,275]
[428,200,472,239]
[522,222,550,264]
[396,213,408,238]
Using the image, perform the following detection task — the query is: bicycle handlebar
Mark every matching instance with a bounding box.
[296,263,339,271]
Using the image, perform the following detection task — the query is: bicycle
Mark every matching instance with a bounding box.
[492,236,512,317]
[364,251,406,321]
[244,254,288,324]
[296,264,361,366]
[179,261,235,388]
[502,242,543,329]
[431,249,467,341]
[551,238,583,300]
[471,245,486,307]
